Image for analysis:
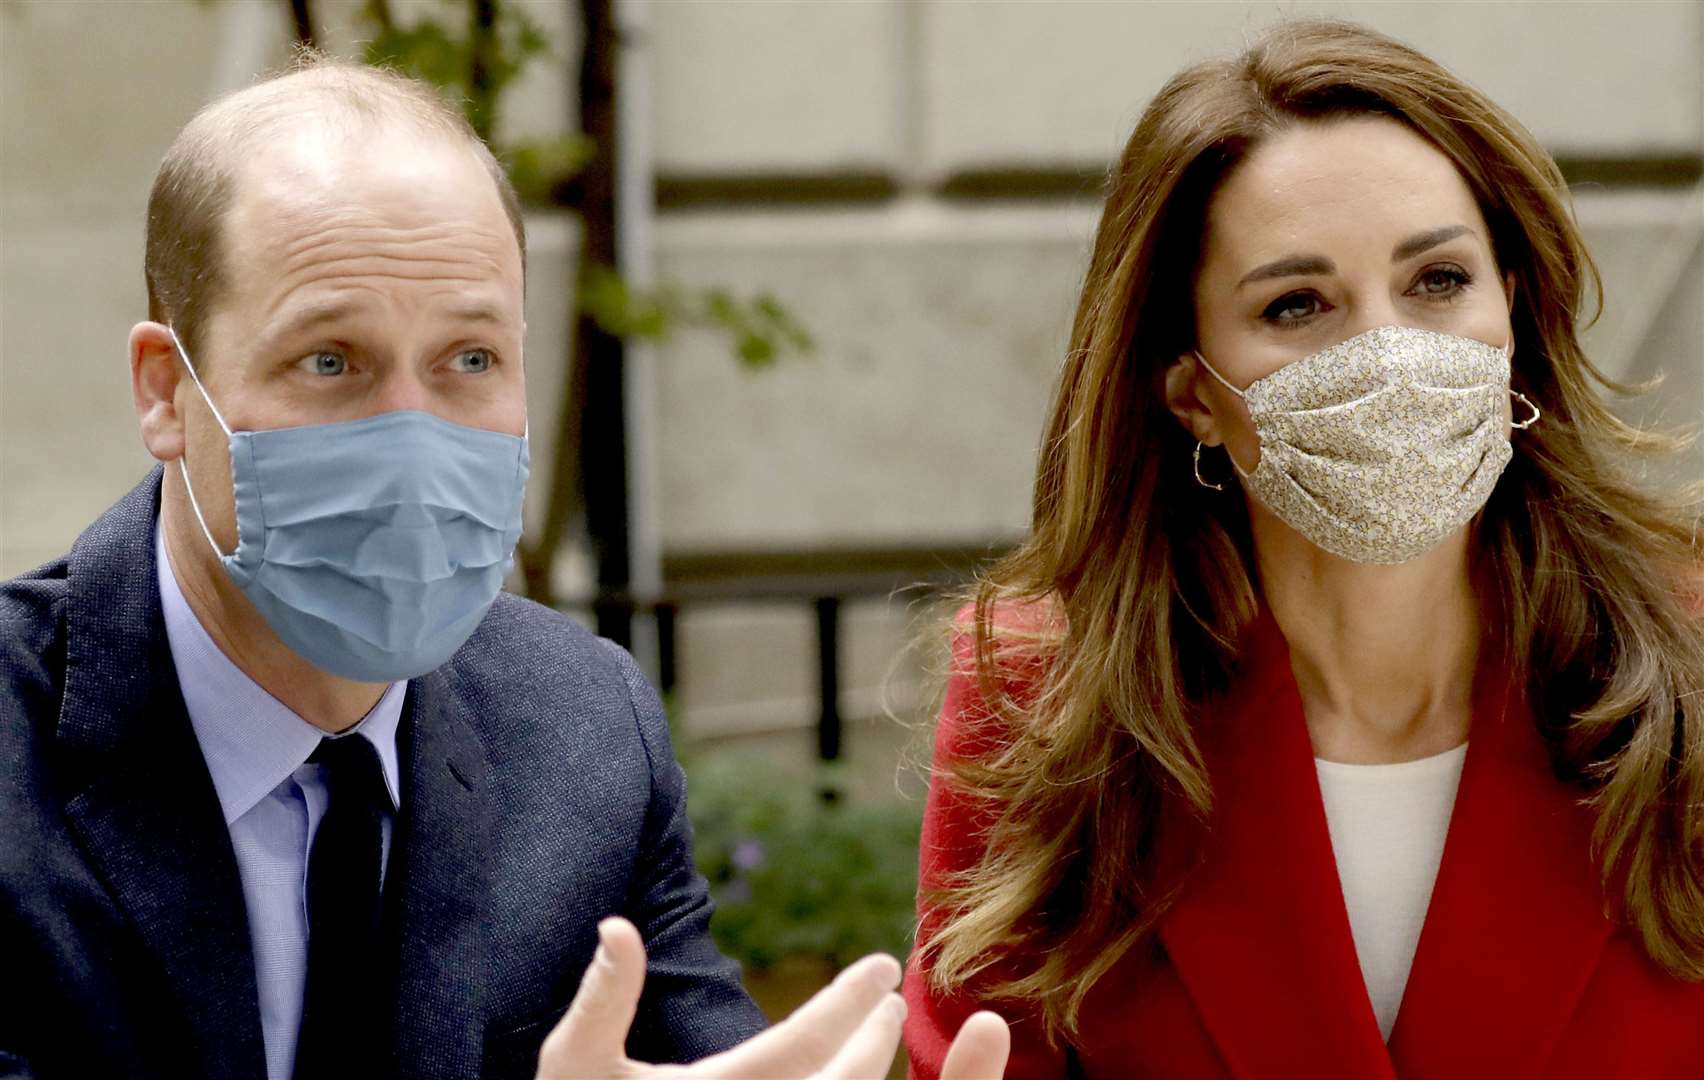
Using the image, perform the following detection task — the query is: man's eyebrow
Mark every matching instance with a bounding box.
[1237,255,1336,289]
[268,299,360,339]
[446,302,507,324]
[265,299,509,342]
[1392,225,1473,262]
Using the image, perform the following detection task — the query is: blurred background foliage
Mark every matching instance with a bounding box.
[686,753,923,974]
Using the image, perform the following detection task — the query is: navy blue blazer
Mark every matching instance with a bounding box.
[0,470,767,1079]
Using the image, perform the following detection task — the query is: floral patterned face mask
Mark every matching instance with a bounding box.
[1195,324,1537,565]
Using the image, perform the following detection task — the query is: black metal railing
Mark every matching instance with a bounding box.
[562,543,1009,766]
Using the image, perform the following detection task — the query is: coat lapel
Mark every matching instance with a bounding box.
[386,667,495,1078]
[1386,673,1611,1076]
[1156,611,1616,1078]
[1157,613,1396,1078]
[57,469,267,1078]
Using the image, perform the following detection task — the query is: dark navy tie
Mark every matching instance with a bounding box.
[293,734,390,1078]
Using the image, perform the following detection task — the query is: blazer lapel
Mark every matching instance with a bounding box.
[1157,614,1396,1078]
[57,469,267,1078]
[1387,673,1611,1076]
[386,668,495,1079]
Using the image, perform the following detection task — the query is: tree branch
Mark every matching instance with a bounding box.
[289,0,317,47]
[521,0,620,615]
[361,0,394,32]
[466,0,499,142]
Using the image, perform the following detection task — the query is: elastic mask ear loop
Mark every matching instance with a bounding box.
[1192,351,1255,478]
[1501,338,1540,430]
[1193,351,1247,399]
[1511,390,1541,430]
[167,326,234,559]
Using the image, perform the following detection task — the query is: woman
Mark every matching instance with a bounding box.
[902,19,1704,1079]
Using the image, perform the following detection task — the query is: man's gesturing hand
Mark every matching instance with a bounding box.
[536,917,1009,1080]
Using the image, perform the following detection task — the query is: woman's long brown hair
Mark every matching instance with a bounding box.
[919,18,1704,1043]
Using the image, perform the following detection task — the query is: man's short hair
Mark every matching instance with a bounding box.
[144,54,526,364]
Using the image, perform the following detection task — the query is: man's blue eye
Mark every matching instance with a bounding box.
[454,350,493,373]
[303,352,345,376]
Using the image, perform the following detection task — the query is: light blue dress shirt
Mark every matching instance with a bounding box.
[156,525,406,1080]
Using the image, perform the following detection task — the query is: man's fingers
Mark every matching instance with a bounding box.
[536,918,648,1079]
[698,953,902,1077]
[939,1011,1011,1080]
[814,993,906,1080]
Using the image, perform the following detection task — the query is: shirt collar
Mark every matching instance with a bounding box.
[156,522,405,825]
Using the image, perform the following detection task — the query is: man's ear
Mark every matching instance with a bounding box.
[130,321,185,463]
[1162,352,1224,447]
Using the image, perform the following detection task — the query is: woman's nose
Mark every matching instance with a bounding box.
[1342,295,1405,340]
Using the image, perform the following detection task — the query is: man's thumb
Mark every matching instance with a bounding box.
[536,917,648,1078]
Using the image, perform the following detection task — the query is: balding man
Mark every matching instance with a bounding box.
[0,60,1007,1080]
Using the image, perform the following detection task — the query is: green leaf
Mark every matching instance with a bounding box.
[363,22,468,95]
[502,133,596,203]
[509,6,553,60]
[737,333,777,369]
[579,265,670,341]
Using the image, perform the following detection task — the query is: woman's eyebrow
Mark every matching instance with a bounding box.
[1237,255,1335,289]
[1392,224,1472,262]
[1235,224,1478,289]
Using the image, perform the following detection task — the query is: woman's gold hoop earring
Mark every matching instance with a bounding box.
[1511,390,1541,430]
[1194,441,1225,491]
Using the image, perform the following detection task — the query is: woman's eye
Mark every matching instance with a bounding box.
[1262,292,1326,326]
[451,349,494,373]
[1411,266,1472,299]
[297,351,346,376]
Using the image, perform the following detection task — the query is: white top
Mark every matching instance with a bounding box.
[1315,742,1467,1042]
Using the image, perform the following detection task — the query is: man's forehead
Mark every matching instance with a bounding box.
[235,128,498,223]
[219,131,523,295]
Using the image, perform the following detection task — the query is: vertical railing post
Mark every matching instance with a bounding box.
[814,596,842,765]
[656,600,678,699]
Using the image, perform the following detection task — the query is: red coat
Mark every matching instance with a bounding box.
[903,614,1704,1078]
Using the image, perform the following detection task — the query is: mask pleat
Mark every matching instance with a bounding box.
[252,559,500,654]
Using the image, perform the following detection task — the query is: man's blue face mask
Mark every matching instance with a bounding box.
[168,327,530,682]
